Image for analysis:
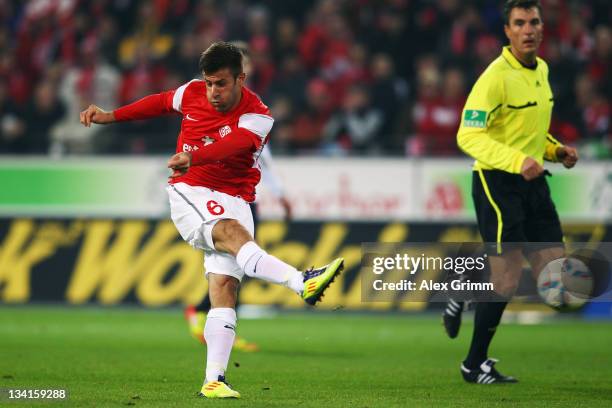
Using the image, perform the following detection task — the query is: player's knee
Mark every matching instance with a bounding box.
[212,219,252,255]
[208,273,239,308]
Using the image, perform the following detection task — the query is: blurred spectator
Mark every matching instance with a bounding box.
[0,82,27,153]
[21,81,66,154]
[327,43,371,107]
[224,0,249,40]
[168,32,205,82]
[266,53,309,111]
[248,39,276,96]
[0,51,30,108]
[298,0,341,72]
[588,26,611,96]
[323,84,384,154]
[540,0,571,57]
[472,34,502,79]
[567,12,594,61]
[267,95,295,153]
[52,37,120,154]
[118,1,174,67]
[443,4,487,73]
[547,38,582,146]
[289,78,334,151]
[0,0,608,158]
[408,59,465,156]
[272,17,300,64]
[106,60,179,155]
[369,53,409,152]
[365,2,412,79]
[187,0,226,45]
[575,74,610,142]
[118,46,168,105]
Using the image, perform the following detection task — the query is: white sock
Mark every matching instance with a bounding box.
[236,241,304,294]
[204,308,236,383]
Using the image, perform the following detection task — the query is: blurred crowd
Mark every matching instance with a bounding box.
[0,0,610,157]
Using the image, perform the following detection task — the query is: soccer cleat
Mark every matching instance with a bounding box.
[460,358,518,384]
[302,258,344,305]
[442,298,464,339]
[184,306,260,351]
[199,376,241,399]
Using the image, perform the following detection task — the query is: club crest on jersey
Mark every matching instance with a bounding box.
[202,136,215,146]
[218,125,232,138]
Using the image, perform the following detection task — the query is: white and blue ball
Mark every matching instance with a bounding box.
[537,257,593,310]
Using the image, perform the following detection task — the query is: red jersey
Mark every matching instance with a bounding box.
[114,80,273,202]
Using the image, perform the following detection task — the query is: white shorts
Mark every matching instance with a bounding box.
[166,182,254,281]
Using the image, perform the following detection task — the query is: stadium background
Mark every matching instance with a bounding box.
[1,1,611,406]
[1,0,609,313]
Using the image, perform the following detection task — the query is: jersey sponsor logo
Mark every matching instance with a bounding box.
[218,125,232,138]
[463,110,486,128]
[182,143,199,152]
[185,114,198,121]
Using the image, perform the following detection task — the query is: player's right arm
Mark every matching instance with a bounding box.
[79,105,115,127]
[457,71,543,179]
[79,90,177,127]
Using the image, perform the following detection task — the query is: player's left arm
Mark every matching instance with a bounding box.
[167,129,257,177]
[544,133,578,169]
[168,112,274,177]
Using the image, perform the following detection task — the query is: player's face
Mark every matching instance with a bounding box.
[203,68,245,112]
[504,7,543,61]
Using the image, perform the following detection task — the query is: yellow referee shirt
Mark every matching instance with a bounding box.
[457,46,563,173]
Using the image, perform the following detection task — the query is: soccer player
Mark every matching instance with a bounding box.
[183,42,292,354]
[80,41,343,399]
[442,0,578,384]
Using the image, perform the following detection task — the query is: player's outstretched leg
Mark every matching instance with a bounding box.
[236,241,343,305]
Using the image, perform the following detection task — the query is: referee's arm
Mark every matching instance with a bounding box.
[544,133,563,162]
[457,73,527,173]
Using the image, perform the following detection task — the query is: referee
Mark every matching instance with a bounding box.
[442,0,578,384]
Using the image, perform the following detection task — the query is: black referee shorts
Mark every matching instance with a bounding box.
[472,169,563,255]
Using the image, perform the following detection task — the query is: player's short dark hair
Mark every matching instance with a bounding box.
[503,0,542,25]
[198,41,243,78]
[229,40,250,59]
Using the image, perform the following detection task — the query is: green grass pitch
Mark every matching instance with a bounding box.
[1,307,611,407]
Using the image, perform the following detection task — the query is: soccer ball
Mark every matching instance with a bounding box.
[537,257,593,310]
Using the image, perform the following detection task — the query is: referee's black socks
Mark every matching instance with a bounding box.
[463,294,508,369]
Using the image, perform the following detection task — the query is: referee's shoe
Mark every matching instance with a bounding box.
[460,358,518,384]
[442,298,464,338]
